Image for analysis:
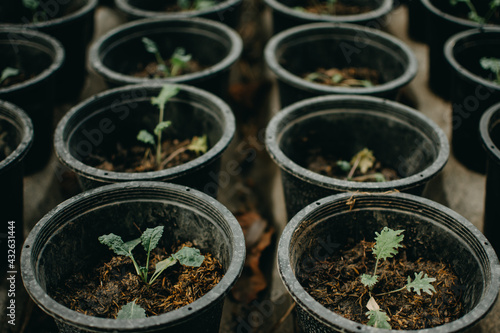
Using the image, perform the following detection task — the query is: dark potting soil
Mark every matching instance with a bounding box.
[303,67,381,88]
[298,0,374,15]
[132,59,204,79]
[0,71,36,88]
[51,242,224,319]
[297,240,464,330]
[0,121,16,162]
[84,138,203,172]
[307,153,400,182]
[129,0,217,13]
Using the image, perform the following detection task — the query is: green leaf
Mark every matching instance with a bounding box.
[153,121,172,136]
[0,67,20,84]
[491,0,500,8]
[149,256,178,285]
[187,135,208,154]
[195,0,215,10]
[366,309,391,329]
[116,300,146,319]
[372,173,386,182]
[22,0,39,10]
[360,80,374,88]
[141,226,164,254]
[305,72,321,82]
[372,227,404,261]
[137,130,155,146]
[480,57,500,74]
[142,37,159,55]
[172,247,205,267]
[336,160,351,172]
[151,85,180,109]
[406,272,436,296]
[98,233,139,258]
[351,148,375,174]
[360,274,379,288]
[178,0,192,10]
[171,48,192,68]
[331,73,343,84]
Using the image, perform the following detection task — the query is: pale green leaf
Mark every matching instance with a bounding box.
[137,130,155,146]
[480,57,500,74]
[98,233,135,257]
[372,227,404,261]
[366,309,391,329]
[406,272,436,296]
[360,274,379,288]
[187,135,208,154]
[142,37,159,55]
[331,73,343,84]
[116,300,146,319]
[22,0,39,10]
[171,48,192,68]
[154,121,172,136]
[351,148,375,174]
[491,0,500,8]
[177,0,191,10]
[0,67,20,84]
[151,85,180,109]
[372,173,386,182]
[336,160,351,172]
[172,247,205,267]
[141,226,164,254]
[195,0,215,9]
[155,256,177,274]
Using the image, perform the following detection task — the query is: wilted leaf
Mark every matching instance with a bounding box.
[351,148,375,174]
[366,296,380,311]
[187,135,208,154]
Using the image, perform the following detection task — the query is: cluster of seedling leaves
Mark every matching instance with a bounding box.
[336,148,386,182]
[480,57,500,85]
[0,67,19,85]
[22,0,48,22]
[136,84,208,168]
[98,226,205,319]
[360,227,436,329]
[450,0,500,24]
[177,0,215,11]
[142,38,193,78]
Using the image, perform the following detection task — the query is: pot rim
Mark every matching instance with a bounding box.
[0,100,34,173]
[444,27,500,92]
[88,17,243,86]
[21,181,246,332]
[264,22,418,96]
[0,0,98,29]
[480,102,500,165]
[421,0,499,29]
[278,191,500,332]
[263,0,393,24]
[115,0,242,19]
[0,28,64,95]
[265,94,449,192]
[53,82,235,183]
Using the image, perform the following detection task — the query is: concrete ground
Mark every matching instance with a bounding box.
[1,3,498,333]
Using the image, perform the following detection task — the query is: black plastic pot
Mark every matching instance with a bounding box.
[421,0,499,99]
[0,100,33,273]
[21,181,245,333]
[445,28,500,174]
[264,23,417,108]
[407,0,427,43]
[0,28,64,173]
[54,83,235,197]
[265,95,449,218]
[480,102,500,256]
[0,0,98,101]
[264,0,393,34]
[89,17,242,100]
[278,192,500,332]
[115,0,242,29]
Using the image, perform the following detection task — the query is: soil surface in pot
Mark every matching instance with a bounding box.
[303,67,381,88]
[297,239,464,330]
[295,0,374,15]
[306,149,400,182]
[0,69,36,89]
[84,137,206,172]
[132,59,205,79]
[51,242,224,318]
[128,0,218,13]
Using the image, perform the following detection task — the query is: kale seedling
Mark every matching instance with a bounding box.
[0,67,20,85]
[480,57,500,85]
[336,148,386,182]
[22,0,48,23]
[98,226,206,319]
[450,0,500,24]
[141,37,192,77]
[305,72,374,88]
[177,0,216,11]
[137,84,208,169]
[360,227,436,329]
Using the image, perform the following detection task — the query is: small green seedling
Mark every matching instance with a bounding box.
[99,226,205,319]
[177,0,215,11]
[0,67,19,85]
[450,0,500,24]
[336,148,386,182]
[137,85,208,168]
[480,57,500,85]
[22,0,48,23]
[305,72,374,88]
[360,227,436,329]
[141,38,192,77]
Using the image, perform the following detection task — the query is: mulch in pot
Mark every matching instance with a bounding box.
[295,0,374,15]
[51,242,224,318]
[132,59,205,79]
[303,67,382,88]
[296,239,464,330]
